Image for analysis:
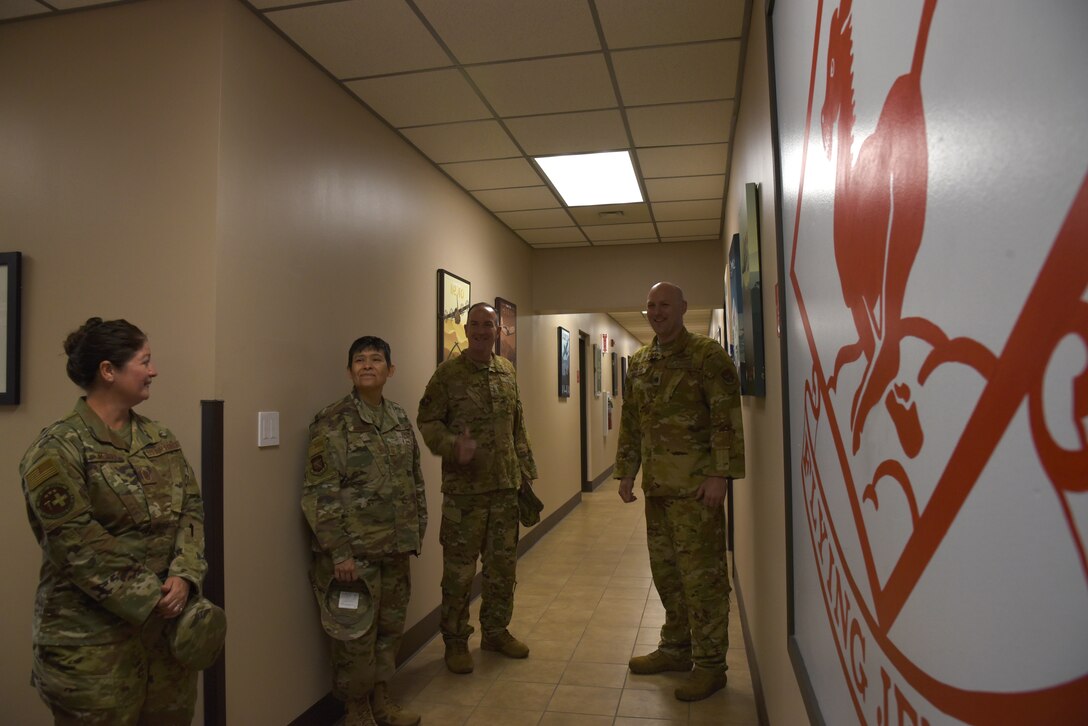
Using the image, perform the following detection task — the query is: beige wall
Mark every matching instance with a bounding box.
[0,2,224,722]
[723,1,809,723]
[532,240,724,312]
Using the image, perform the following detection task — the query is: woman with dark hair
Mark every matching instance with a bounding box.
[20,317,209,725]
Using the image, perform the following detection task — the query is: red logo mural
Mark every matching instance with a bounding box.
[790,0,1088,722]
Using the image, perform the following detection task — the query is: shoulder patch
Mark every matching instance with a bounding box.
[25,459,60,491]
[36,484,75,519]
[310,453,327,475]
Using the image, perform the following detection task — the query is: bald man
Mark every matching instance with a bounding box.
[615,282,745,702]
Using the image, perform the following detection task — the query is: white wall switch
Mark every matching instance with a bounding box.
[258,411,280,447]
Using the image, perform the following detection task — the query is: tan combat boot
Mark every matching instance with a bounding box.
[444,639,474,673]
[674,666,726,701]
[628,649,693,675]
[344,695,379,726]
[370,682,420,726]
[480,630,529,658]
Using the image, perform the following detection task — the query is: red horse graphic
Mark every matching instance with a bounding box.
[822,0,936,456]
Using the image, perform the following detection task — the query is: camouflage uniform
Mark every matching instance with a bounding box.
[417,353,536,643]
[19,398,206,725]
[302,391,427,699]
[615,328,744,670]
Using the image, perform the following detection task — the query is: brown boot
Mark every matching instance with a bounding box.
[444,639,474,673]
[370,682,420,726]
[674,667,726,701]
[628,649,693,675]
[344,695,378,726]
[480,630,529,658]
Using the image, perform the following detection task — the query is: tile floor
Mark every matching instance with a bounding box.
[383,490,760,725]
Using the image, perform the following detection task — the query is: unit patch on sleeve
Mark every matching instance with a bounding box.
[36,484,74,519]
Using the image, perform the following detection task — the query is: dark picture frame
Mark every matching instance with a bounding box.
[610,351,618,397]
[620,356,627,397]
[557,326,570,398]
[437,269,470,365]
[0,252,23,405]
[495,297,517,367]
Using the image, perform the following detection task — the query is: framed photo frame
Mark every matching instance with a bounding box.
[592,344,602,397]
[0,252,22,405]
[620,356,627,396]
[610,351,618,396]
[437,269,470,365]
[495,297,517,367]
[557,326,570,398]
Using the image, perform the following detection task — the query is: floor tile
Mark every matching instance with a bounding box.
[464,707,542,725]
[497,657,568,684]
[560,661,629,689]
[617,687,691,721]
[478,680,556,711]
[546,684,622,717]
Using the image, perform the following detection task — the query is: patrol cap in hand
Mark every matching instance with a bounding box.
[169,597,227,671]
[313,560,375,641]
[518,483,543,527]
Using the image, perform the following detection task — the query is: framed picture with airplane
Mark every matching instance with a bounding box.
[437,269,470,364]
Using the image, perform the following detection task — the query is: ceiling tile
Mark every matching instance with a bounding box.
[440,158,543,190]
[413,0,600,64]
[518,227,588,244]
[596,0,745,48]
[346,69,490,127]
[401,120,518,163]
[637,143,728,178]
[613,41,740,106]
[627,100,733,147]
[267,0,449,78]
[583,222,657,241]
[569,203,651,226]
[644,175,726,202]
[467,55,616,117]
[496,209,575,230]
[657,219,721,237]
[472,186,560,212]
[651,199,723,221]
[506,110,628,156]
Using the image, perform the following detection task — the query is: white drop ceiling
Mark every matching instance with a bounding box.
[5,0,746,339]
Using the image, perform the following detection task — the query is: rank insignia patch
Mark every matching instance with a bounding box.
[310,454,327,475]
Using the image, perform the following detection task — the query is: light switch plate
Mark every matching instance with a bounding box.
[258,411,280,447]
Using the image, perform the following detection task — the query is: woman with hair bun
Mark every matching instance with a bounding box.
[19,318,208,725]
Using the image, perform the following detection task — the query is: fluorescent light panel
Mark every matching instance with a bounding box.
[535,151,643,207]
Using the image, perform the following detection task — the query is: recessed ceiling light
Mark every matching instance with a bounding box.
[535,151,643,207]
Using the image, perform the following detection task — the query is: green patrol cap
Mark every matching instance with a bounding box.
[518,483,543,527]
[169,597,227,671]
[312,559,375,641]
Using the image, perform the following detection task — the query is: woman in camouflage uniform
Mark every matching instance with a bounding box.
[20,318,207,725]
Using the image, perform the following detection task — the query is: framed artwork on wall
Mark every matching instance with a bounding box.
[495,297,517,367]
[0,252,22,405]
[620,356,627,396]
[725,183,766,396]
[557,327,570,398]
[610,351,618,396]
[592,343,602,397]
[437,269,470,365]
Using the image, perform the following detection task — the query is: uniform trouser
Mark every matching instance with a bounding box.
[330,554,412,700]
[32,616,197,726]
[439,490,519,642]
[646,495,730,670]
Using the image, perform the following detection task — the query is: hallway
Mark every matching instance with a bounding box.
[384,490,759,725]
